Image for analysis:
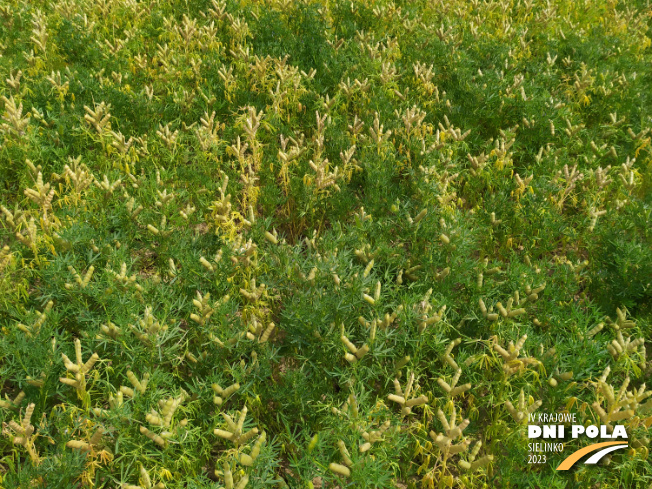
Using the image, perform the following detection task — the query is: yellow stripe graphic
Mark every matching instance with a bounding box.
[556,441,627,470]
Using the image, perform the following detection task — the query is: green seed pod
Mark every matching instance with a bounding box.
[586,322,604,337]
[308,433,319,453]
[222,383,240,397]
[396,356,410,370]
[413,208,427,224]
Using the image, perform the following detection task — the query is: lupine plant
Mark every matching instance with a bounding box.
[0,0,651,488]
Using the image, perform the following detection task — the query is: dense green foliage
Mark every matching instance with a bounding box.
[0,0,651,487]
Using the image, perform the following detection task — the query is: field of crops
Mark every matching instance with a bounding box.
[0,0,651,487]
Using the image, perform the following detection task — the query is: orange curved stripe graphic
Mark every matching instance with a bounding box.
[556,442,626,470]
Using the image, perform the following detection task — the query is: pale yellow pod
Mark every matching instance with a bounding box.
[508,308,526,317]
[139,464,152,488]
[458,460,471,470]
[264,231,278,244]
[587,323,604,337]
[413,209,427,224]
[222,383,240,397]
[260,323,275,342]
[223,463,234,489]
[374,281,381,301]
[12,436,26,446]
[239,428,259,445]
[355,344,369,359]
[235,475,249,489]
[239,454,254,466]
[471,455,493,470]
[388,394,405,405]
[478,298,487,315]
[405,395,428,407]
[329,463,351,477]
[450,384,471,397]
[59,377,80,387]
[140,426,167,447]
[437,378,452,392]
[67,440,90,450]
[199,257,214,272]
[395,356,410,370]
[363,260,374,278]
[609,409,634,422]
[341,336,358,354]
[362,294,375,305]
[82,266,95,287]
[344,353,357,363]
[214,429,234,440]
[146,413,164,426]
[251,432,265,459]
